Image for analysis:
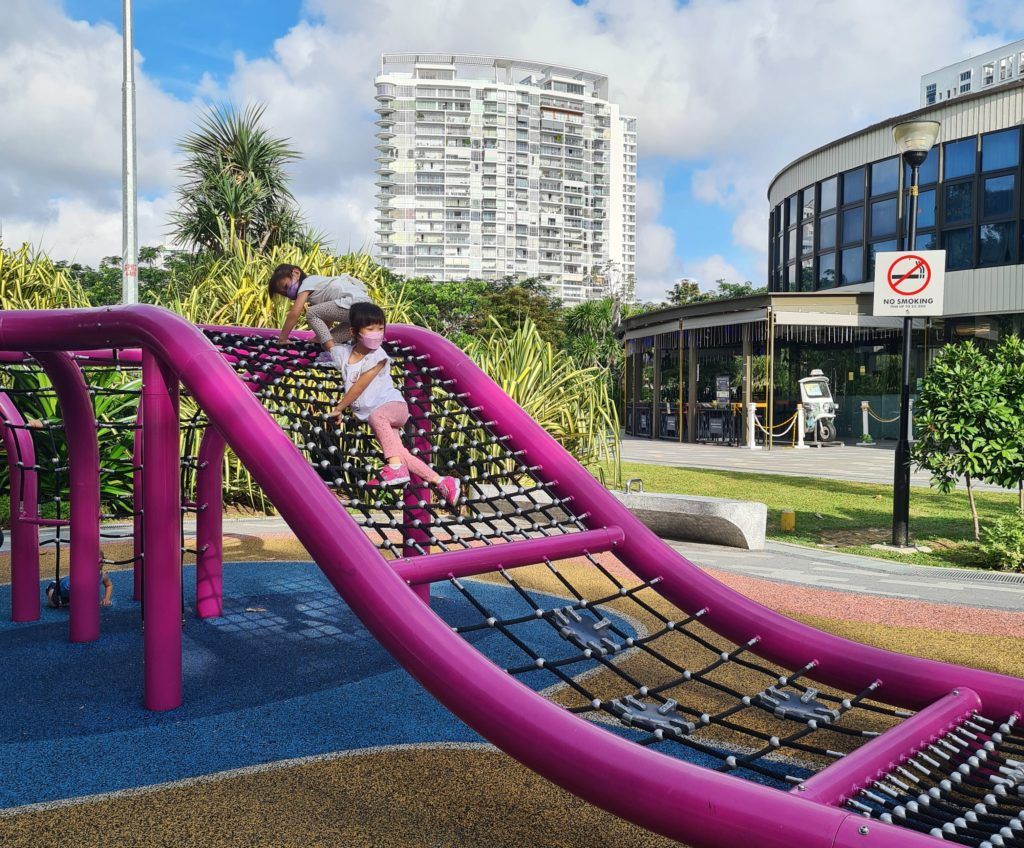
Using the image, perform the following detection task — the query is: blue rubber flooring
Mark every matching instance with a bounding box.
[0,561,802,809]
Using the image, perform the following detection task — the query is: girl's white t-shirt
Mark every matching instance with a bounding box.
[298,274,368,309]
[338,344,405,421]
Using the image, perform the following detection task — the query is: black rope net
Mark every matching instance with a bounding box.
[846,712,1024,847]
[204,330,914,793]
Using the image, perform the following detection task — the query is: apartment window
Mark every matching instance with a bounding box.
[982,128,1021,171]
[944,138,977,180]
[983,62,995,85]
[871,157,899,196]
[925,83,937,105]
[960,70,972,82]
[960,83,971,94]
[819,176,838,211]
[1000,57,1013,81]
[841,167,865,204]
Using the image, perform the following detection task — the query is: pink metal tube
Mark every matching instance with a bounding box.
[0,392,41,621]
[195,425,226,618]
[132,402,143,601]
[33,352,100,643]
[392,526,624,586]
[4,309,1023,848]
[795,687,982,805]
[141,351,182,710]
[402,357,432,604]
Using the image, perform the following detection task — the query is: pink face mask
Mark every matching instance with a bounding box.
[360,330,385,350]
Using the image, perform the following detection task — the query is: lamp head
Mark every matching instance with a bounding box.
[893,120,941,168]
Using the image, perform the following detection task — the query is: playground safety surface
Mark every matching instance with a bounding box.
[1,532,1022,848]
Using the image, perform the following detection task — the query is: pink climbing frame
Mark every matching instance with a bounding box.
[0,305,1021,848]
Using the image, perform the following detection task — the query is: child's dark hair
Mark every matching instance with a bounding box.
[267,264,305,298]
[349,301,386,339]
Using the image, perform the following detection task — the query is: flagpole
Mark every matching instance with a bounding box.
[122,0,139,304]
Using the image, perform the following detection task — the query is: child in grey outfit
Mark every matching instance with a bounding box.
[268,264,369,369]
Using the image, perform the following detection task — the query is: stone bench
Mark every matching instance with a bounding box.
[611,488,767,550]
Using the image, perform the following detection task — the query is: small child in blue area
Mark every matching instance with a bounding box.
[331,302,461,506]
[46,571,114,609]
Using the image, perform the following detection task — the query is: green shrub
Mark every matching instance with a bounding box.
[981,510,1024,571]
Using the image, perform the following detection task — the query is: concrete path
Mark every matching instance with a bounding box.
[670,539,1024,612]
[620,436,1006,491]
[15,514,1016,613]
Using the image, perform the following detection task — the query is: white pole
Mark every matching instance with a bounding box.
[746,402,761,450]
[795,405,808,449]
[861,400,871,444]
[122,0,139,304]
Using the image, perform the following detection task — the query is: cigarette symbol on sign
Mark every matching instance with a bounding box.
[887,254,931,296]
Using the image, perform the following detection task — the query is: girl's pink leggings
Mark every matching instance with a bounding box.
[367,401,438,481]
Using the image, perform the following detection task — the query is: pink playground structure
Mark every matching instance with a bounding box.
[1,304,1021,848]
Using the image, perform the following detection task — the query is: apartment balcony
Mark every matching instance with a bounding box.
[375,177,395,189]
[375,83,395,102]
[376,113,395,128]
[375,163,395,176]
[376,127,395,140]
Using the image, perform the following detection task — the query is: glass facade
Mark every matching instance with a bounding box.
[770,127,1024,291]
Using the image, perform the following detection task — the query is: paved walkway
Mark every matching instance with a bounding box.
[671,539,1024,612]
[17,515,1018,613]
[620,436,1004,490]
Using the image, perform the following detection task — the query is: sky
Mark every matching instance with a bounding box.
[3,0,1024,303]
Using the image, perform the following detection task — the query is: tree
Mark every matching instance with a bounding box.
[984,335,1024,510]
[666,277,766,305]
[912,341,1016,540]
[667,278,704,305]
[56,246,195,306]
[170,104,311,254]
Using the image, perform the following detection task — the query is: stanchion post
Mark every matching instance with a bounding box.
[795,406,808,449]
[861,400,871,445]
[746,402,761,450]
[141,351,182,711]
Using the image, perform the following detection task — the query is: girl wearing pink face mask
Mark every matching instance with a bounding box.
[330,302,460,505]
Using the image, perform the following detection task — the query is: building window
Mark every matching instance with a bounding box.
[800,258,814,291]
[842,205,864,245]
[870,157,899,196]
[787,194,798,223]
[904,148,938,186]
[868,239,898,279]
[979,222,1016,266]
[983,174,1015,218]
[842,167,865,204]
[925,83,937,105]
[819,176,838,212]
[840,246,863,284]
[870,197,897,238]
[905,189,937,231]
[960,83,971,94]
[982,127,1021,171]
[983,63,995,85]
[944,138,977,179]
[960,70,972,82]
[801,221,814,255]
[1000,57,1013,81]
[944,228,973,270]
[818,252,836,288]
[944,181,974,224]
[818,214,837,250]
[802,187,816,219]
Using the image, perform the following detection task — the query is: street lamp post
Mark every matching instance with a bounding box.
[122,0,139,305]
[890,120,941,548]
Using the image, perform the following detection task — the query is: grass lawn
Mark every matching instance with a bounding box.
[602,461,1020,570]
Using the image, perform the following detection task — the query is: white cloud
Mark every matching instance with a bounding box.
[683,254,746,290]
[2,0,1019,281]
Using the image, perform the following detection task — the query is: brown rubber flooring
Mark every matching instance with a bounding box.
[2,533,1022,847]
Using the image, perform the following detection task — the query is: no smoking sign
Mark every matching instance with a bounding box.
[873,250,945,317]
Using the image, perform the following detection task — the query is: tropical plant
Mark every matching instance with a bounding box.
[912,341,1018,541]
[985,335,1024,510]
[981,510,1024,571]
[169,103,312,253]
[465,317,619,474]
[158,240,413,329]
[0,242,91,310]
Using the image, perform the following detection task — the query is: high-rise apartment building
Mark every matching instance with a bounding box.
[920,38,1024,106]
[374,54,636,304]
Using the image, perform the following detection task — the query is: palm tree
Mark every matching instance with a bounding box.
[170,103,313,253]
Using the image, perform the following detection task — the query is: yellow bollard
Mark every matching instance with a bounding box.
[780,509,796,532]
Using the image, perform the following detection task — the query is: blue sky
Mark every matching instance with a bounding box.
[5,1,1023,300]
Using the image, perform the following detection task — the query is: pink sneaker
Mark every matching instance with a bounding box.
[435,476,461,506]
[375,464,410,487]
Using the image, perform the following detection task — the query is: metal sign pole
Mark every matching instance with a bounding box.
[891,164,920,548]
[122,0,139,305]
